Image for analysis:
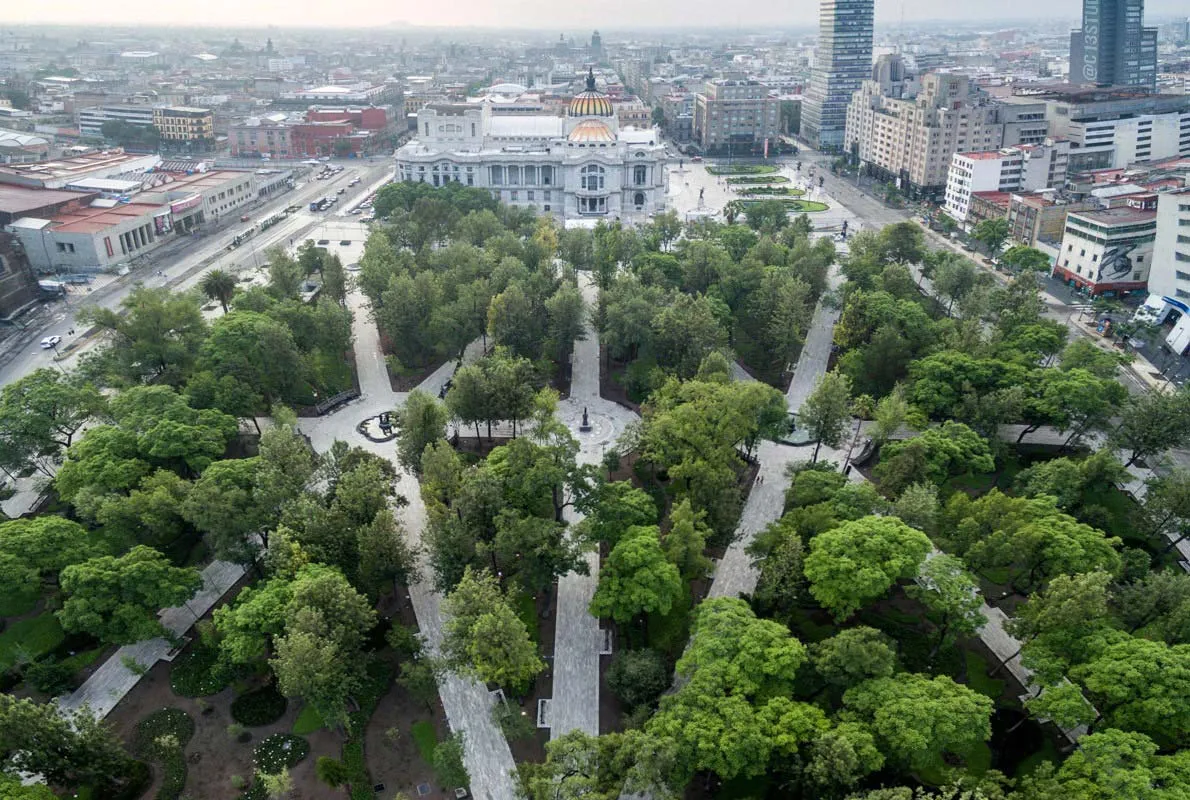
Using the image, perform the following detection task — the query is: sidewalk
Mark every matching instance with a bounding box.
[57,560,246,719]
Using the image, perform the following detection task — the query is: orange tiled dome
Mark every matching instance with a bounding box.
[568,119,615,143]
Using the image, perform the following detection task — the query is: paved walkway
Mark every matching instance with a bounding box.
[298,282,519,800]
[58,559,245,718]
[549,274,639,739]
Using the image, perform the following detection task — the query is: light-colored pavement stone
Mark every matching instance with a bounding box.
[58,559,245,718]
[550,273,640,739]
[295,283,519,799]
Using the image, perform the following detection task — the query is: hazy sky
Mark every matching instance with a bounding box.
[0,0,1185,31]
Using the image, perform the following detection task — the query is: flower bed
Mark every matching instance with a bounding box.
[736,198,830,212]
[169,646,231,698]
[738,186,806,197]
[725,175,791,185]
[705,164,779,176]
[134,708,195,800]
[253,733,310,774]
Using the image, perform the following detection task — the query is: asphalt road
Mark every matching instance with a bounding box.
[0,159,394,388]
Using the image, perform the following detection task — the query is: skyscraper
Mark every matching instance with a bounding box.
[802,0,874,151]
[1070,0,1157,91]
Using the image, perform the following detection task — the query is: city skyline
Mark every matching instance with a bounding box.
[0,0,1187,30]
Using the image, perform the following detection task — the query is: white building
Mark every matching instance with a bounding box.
[1052,205,1157,297]
[1137,189,1190,352]
[77,104,156,139]
[944,140,1070,225]
[395,70,667,222]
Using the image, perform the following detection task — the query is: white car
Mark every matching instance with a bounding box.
[40,335,61,349]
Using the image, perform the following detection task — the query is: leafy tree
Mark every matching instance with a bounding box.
[0,369,103,477]
[265,248,304,299]
[873,384,910,445]
[545,283,588,366]
[183,457,269,563]
[971,218,1010,257]
[0,697,132,790]
[810,626,898,690]
[908,554,986,662]
[1000,245,1051,274]
[1015,729,1190,800]
[200,311,304,406]
[589,526,684,625]
[963,496,1121,595]
[1110,387,1190,467]
[488,509,586,596]
[1070,637,1190,740]
[320,253,347,305]
[747,512,806,617]
[271,564,376,727]
[1003,570,1114,682]
[213,577,293,665]
[0,515,97,581]
[607,649,670,710]
[1139,470,1190,552]
[676,598,806,699]
[357,509,418,598]
[743,199,791,233]
[803,721,885,793]
[650,293,728,380]
[79,285,207,385]
[442,567,544,693]
[200,269,238,313]
[843,673,993,771]
[799,372,853,462]
[804,516,932,619]
[395,390,448,474]
[1039,368,1125,448]
[1111,570,1190,637]
[894,482,940,533]
[874,422,994,497]
[662,499,712,580]
[59,545,202,645]
[1060,338,1127,380]
[575,481,658,547]
[880,222,926,265]
[433,732,470,788]
[931,255,982,315]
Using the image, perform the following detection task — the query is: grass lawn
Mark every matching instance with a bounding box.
[1015,737,1060,777]
[0,584,42,618]
[513,591,538,644]
[291,704,325,735]
[965,651,1005,700]
[0,613,65,670]
[60,647,105,674]
[411,719,438,764]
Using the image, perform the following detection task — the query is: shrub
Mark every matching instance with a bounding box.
[253,733,309,774]
[316,756,350,788]
[169,645,231,697]
[231,685,288,727]
[133,709,195,800]
[706,164,779,176]
[433,732,469,788]
[24,657,77,695]
[607,649,669,710]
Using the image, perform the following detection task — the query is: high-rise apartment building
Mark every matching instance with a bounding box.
[844,73,1049,199]
[802,0,874,151]
[1070,0,1157,91]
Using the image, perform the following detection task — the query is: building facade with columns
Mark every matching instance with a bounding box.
[395,70,667,222]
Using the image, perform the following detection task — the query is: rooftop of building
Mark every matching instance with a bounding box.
[1069,207,1157,225]
[157,106,212,115]
[45,200,165,234]
[971,191,1014,206]
[0,150,157,183]
[0,185,93,216]
[958,149,1024,161]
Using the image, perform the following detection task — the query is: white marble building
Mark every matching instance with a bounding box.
[395,70,667,222]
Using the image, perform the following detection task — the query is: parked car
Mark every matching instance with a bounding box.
[317,239,330,245]
[40,335,61,349]
[340,240,351,246]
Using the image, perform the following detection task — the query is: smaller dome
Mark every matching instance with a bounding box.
[568,119,615,143]
[569,66,614,117]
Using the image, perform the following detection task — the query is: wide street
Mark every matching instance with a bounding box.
[0,158,393,388]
